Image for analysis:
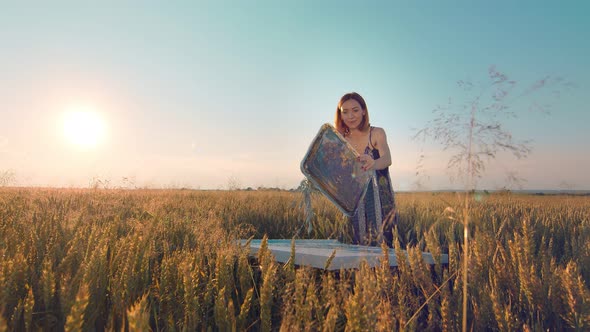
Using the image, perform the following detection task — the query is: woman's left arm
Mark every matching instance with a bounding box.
[371,127,392,170]
[358,127,392,171]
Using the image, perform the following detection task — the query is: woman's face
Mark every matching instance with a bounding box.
[340,99,365,130]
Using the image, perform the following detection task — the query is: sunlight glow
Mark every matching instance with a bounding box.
[62,106,106,149]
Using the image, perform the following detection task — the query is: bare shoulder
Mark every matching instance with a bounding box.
[370,126,389,150]
[371,126,387,139]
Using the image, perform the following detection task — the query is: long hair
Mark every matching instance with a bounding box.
[334,92,370,136]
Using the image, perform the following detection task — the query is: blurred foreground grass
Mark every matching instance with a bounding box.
[0,188,589,331]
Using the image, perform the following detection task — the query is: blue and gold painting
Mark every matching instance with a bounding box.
[301,124,372,216]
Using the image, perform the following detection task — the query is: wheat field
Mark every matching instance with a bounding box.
[0,188,588,331]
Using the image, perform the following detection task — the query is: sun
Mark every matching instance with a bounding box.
[62,105,106,149]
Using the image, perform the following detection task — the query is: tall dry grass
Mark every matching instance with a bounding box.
[0,188,589,330]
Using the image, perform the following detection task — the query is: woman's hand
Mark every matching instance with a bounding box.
[357,154,375,171]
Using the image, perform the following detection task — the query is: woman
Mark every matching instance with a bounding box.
[335,92,398,246]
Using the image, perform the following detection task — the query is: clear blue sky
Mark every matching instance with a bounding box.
[1,1,588,190]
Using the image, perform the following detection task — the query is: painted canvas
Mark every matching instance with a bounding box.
[301,123,372,216]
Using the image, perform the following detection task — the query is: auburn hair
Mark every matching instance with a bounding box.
[335,92,370,136]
